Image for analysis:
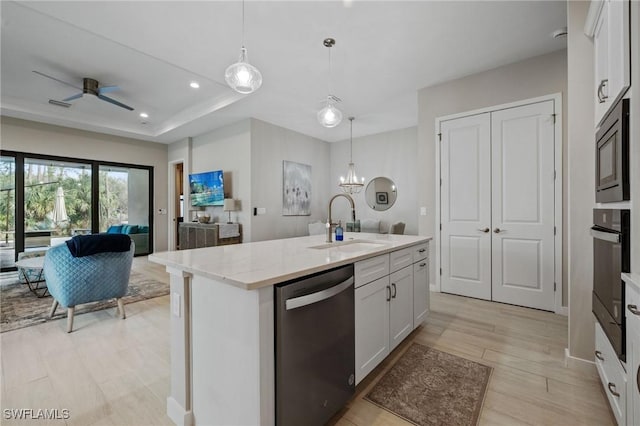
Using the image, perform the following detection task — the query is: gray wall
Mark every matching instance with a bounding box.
[329,126,418,235]
[250,119,331,242]
[417,49,568,300]
[0,116,169,252]
[567,0,595,360]
[631,0,640,275]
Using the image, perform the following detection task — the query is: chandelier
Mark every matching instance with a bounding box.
[339,117,365,194]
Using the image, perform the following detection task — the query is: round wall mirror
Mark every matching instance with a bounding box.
[365,177,397,211]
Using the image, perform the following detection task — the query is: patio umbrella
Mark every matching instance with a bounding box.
[52,186,68,224]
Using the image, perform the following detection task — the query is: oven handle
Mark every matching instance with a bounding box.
[590,227,620,243]
[285,277,353,310]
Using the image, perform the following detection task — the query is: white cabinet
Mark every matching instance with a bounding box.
[389,266,414,351]
[588,0,631,126]
[413,258,429,329]
[355,276,390,384]
[625,276,640,426]
[390,247,413,273]
[595,321,627,425]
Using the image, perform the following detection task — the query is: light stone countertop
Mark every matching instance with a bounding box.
[623,273,640,293]
[149,232,432,290]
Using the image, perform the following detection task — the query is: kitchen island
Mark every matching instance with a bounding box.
[150,232,431,426]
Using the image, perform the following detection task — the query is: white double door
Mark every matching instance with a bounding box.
[440,100,556,311]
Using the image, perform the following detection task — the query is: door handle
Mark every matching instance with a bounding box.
[391,283,397,299]
[285,277,353,310]
[595,350,604,361]
[597,79,609,103]
[628,304,640,316]
[477,227,490,233]
[607,382,620,398]
[494,228,502,234]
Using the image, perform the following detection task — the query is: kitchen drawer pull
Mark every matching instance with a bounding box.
[418,248,426,253]
[637,365,639,392]
[595,350,604,361]
[391,283,397,299]
[628,304,640,316]
[607,382,620,398]
[419,262,427,267]
[386,286,391,302]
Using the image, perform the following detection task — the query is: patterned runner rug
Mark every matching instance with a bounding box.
[365,343,492,426]
[0,271,168,332]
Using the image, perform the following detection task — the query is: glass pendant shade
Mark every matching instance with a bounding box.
[225,47,262,94]
[317,98,343,128]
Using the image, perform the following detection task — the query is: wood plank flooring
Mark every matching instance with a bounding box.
[0,257,615,426]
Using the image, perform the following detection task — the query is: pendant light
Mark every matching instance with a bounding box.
[225,0,262,94]
[317,38,343,128]
[339,117,365,194]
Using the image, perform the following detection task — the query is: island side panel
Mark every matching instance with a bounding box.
[167,267,194,426]
[191,274,275,426]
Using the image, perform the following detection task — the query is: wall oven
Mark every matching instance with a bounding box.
[595,98,630,203]
[592,209,630,361]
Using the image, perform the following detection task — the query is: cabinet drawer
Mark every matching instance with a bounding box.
[595,321,627,425]
[355,254,390,288]
[390,247,413,273]
[412,243,429,262]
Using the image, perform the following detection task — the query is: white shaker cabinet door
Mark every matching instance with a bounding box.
[413,259,429,330]
[355,276,390,385]
[389,265,414,351]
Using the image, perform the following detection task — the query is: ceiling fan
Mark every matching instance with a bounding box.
[33,70,134,111]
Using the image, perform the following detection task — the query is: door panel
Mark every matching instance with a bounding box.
[440,113,491,300]
[491,101,555,310]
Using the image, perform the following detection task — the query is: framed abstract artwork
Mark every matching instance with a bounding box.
[283,161,311,215]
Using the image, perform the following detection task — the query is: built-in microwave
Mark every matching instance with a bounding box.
[596,98,630,203]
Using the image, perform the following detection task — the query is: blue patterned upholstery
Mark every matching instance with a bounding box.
[43,240,134,308]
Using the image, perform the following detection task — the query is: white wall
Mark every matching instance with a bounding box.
[0,116,169,251]
[250,118,331,242]
[329,126,418,235]
[191,120,252,240]
[417,50,568,298]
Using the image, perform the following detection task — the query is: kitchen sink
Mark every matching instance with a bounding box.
[308,239,389,252]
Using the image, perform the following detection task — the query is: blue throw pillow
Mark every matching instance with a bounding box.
[122,225,138,234]
[107,225,123,234]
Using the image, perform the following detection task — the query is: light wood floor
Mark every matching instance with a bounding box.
[0,257,615,426]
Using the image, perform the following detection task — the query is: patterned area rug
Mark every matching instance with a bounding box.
[0,271,168,333]
[365,343,492,426]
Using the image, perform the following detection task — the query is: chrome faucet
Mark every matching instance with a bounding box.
[326,193,356,243]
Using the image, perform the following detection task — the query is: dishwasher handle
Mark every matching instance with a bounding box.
[285,277,354,310]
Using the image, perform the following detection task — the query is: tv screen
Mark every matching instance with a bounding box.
[189,170,224,206]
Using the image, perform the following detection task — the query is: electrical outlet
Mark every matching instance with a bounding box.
[158,208,167,215]
[172,292,181,317]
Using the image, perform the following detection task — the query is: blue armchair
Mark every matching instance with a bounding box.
[43,240,134,332]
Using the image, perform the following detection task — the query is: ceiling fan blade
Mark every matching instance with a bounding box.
[98,85,120,94]
[97,94,134,111]
[32,71,82,91]
[62,93,83,102]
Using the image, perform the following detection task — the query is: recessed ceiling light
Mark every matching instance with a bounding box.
[190,81,200,89]
[139,112,149,118]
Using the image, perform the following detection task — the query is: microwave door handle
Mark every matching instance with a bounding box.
[590,227,620,243]
[285,277,354,310]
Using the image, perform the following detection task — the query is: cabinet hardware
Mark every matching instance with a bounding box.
[597,79,609,103]
[419,262,426,267]
[418,248,426,253]
[391,283,397,299]
[637,365,639,392]
[595,350,604,361]
[607,382,620,398]
[628,304,640,316]
[386,286,391,302]
[493,228,502,234]
[478,227,490,233]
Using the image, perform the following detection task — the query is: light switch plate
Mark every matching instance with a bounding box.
[257,207,267,215]
[172,292,181,317]
[420,207,427,216]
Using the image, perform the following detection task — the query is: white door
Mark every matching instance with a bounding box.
[440,113,492,300]
[491,101,556,311]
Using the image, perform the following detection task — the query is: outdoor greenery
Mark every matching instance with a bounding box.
[0,159,129,240]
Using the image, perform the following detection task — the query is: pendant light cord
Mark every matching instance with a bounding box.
[349,118,353,161]
[327,44,332,96]
[242,0,245,48]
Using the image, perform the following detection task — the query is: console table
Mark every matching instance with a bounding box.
[178,222,242,250]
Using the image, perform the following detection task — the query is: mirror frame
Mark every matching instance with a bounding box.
[364,177,397,211]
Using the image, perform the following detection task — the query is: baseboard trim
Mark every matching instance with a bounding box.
[564,347,595,367]
[556,306,568,316]
[167,396,194,426]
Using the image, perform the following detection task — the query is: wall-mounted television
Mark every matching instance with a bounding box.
[189,170,224,206]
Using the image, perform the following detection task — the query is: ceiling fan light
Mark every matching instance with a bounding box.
[225,47,262,94]
[317,101,343,128]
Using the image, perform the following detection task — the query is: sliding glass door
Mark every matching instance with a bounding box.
[0,156,16,270]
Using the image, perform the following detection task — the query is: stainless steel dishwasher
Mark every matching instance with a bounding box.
[275,264,355,426]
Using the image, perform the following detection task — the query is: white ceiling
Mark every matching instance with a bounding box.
[0,1,567,144]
